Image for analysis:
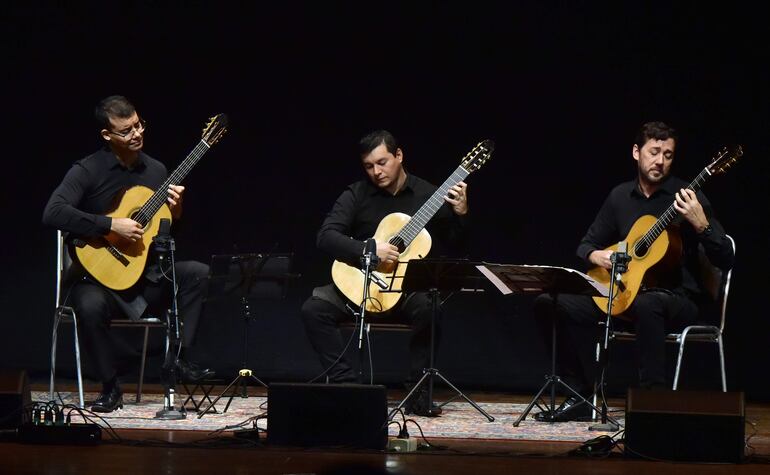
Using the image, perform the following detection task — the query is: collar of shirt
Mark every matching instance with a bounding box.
[365,173,416,197]
[104,148,148,171]
[630,175,680,199]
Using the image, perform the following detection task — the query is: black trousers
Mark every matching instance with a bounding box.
[69,260,209,383]
[300,291,438,384]
[533,290,698,395]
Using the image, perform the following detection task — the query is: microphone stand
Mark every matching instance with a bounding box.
[357,239,379,384]
[154,223,186,420]
[589,242,629,432]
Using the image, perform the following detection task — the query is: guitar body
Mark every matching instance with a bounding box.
[75,185,172,291]
[588,214,675,316]
[331,212,432,313]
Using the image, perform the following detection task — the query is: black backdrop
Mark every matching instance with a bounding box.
[2,3,769,399]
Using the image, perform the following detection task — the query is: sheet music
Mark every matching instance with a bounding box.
[476,263,609,297]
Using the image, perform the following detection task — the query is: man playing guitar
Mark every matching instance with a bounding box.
[532,121,735,422]
[43,95,214,412]
[300,129,469,416]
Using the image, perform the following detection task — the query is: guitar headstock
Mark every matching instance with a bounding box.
[460,139,495,173]
[202,113,229,146]
[707,145,743,175]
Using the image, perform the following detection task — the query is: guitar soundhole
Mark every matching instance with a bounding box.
[389,236,406,253]
[635,242,649,258]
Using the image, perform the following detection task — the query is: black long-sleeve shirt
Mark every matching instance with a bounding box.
[42,148,169,319]
[317,173,469,266]
[42,148,167,238]
[577,176,734,300]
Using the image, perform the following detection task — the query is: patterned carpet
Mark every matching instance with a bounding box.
[34,391,625,443]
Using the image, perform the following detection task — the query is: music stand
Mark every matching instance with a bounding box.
[476,263,619,427]
[389,258,494,422]
[197,252,294,418]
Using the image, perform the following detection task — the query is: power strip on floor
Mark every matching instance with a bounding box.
[387,436,418,452]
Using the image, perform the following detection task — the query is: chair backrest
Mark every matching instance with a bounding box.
[56,230,78,309]
[55,230,66,308]
[695,234,735,332]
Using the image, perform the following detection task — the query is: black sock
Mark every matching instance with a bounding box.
[103,375,120,393]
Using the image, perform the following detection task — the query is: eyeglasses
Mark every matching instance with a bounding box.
[108,118,147,139]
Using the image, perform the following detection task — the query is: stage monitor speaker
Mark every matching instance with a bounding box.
[624,387,745,463]
[267,383,387,449]
[0,369,31,430]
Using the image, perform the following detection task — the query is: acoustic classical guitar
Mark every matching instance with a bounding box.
[75,114,228,290]
[331,140,494,313]
[588,145,743,316]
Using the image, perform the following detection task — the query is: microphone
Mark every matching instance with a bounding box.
[153,218,172,255]
[361,238,380,268]
[610,241,630,287]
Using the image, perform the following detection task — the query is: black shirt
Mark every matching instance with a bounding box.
[317,173,468,266]
[42,147,167,239]
[576,176,734,299]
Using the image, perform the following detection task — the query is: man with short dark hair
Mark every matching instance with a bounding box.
[532,121,735,422]
[43,95,214,412]
[300,130,469,416]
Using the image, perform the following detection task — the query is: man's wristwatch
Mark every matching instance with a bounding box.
[699,224,714,237]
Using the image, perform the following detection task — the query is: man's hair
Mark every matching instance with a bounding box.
[359,129,399,157]
[95,95,136,130]
[634,121,677,149]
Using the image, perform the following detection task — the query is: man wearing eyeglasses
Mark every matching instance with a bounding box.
[43,95,214,413]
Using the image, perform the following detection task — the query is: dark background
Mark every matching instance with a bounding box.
[2,3,768,399]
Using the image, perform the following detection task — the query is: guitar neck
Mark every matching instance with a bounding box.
[635,167,711,254]
[392,165,470,247]
[134,140,211,226]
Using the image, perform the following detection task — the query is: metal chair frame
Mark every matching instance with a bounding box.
[49,230,163,407]
[613,235,735,391]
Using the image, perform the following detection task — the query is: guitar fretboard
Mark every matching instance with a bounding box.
[634,167,711,255]
[390,165,470,248]
[134,140,211,226]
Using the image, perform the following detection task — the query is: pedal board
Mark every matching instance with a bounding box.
[18,423,102,445]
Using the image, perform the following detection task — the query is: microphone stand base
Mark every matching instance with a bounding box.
[588,421,619,432]
[155,408,187,420]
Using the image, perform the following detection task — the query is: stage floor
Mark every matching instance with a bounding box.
[2,383,769,475]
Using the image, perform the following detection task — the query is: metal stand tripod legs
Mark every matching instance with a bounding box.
[513,299,609,427]
[198,296,267,418]
[197,369,266,418]
[389,289,494,422]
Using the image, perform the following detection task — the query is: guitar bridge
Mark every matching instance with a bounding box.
[106,244,130,266]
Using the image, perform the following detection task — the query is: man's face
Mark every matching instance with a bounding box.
[634,137,675,185]
[362,143,404,191]
[102,112,145,153]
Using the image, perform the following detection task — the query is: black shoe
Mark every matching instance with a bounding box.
[176,359,215,382]
[534,396,592,422]
[404,388,443,417]
[90,386,124,413]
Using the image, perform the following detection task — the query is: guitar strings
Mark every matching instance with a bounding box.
[135,140,210,226]
[634,168,710,255]
[396,167,469,246]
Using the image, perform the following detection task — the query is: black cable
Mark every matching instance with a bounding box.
[305,307,361,384]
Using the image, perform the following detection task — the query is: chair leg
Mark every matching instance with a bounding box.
[717,333,727,392]
[673,330,691,391]
[49,311,61,402]
[137,326,150,403]
[71,313,85,409]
